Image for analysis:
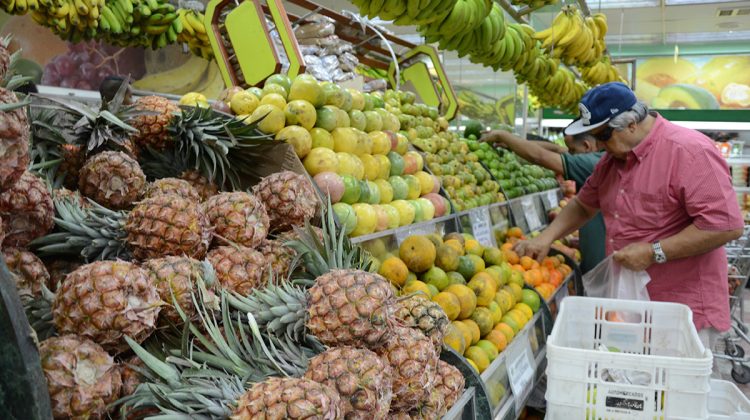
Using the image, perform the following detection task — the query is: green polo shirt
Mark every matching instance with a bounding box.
[561,152,606,274]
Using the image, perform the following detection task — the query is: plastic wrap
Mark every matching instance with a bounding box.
[299,44,321,56]
[339,52,358,72]
[364,79,388,92]
[295,22,335,39]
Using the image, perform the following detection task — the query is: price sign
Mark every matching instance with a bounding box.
[507,340,535,413]
[522,197,543,232]
[546,190,559,209]
[468,206,494,247]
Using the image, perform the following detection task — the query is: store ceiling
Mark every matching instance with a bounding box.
[293,0,750,93]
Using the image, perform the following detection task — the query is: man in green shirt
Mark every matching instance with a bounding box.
[481,126,605,273]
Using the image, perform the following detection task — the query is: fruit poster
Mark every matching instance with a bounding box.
[0,14,222,98]
[635,55,750,110]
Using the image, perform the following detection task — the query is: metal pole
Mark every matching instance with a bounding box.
[521,84,529,139]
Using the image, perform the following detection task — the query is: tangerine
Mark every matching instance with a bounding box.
[468,272,498,307]
[461,319,481,345]
[433,292,461,321]
[444,284,477,320]
[378,257,409,287]
[486,329,508,352]
[494,323,515,343]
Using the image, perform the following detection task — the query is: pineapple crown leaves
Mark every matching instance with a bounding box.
[30,196,131,262]
[22,284,56,341]
[286,199,374,283]
[28,105,78,188]
[167,106,272,191]
[225,282,309,342]
[121,336,245,419]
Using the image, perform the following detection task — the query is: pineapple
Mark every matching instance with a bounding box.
[376,326,439,411]
[207,246,267,296]
[0,42,9,78]
[0,87,30,191]
[43,258,82,291]
[32,194,211,262]
[203,192,269,248]
[390,389,445,419]
[130,95,179,150]
[126,194,212,260]
[0,170,54,247]
[52,260,161,353]
[2,247,51,298]
[231,377,341,420]
[435,360,465,409]
[78,151,146,210]
[40,335,123,419]
[142,256,216,324]
[304,346,393,419]
[394,295,450,354]
[253,170,319,233]
[257,237,295,278]
[58,144,84,189]
[180,169,218,200]
[52,187,89,208]
[143,177,200,201]
[231,269,395,347]
[118,355,144,398]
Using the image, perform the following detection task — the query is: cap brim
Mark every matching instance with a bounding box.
[564,118,610,136]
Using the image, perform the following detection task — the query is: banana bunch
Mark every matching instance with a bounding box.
[134,55,223,96]
[25,0,104,41]
[176,9,212,60]
[425,2,502,58]
[533,6,607,67]
[528,66,587,113]
[355,64,388,80]
[579,56,625,87]
[457,90,496,122]
[510,0,557,7]
[418,0,490,41]
[100,0,181,50]
[351,0,459,26]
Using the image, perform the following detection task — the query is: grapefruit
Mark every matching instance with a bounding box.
[376,154,391,179]
[275,125,311,158]
[388,151,405,176]
[403,175,421,200]
[310,127,334,149]
[316,105,340,131]
[340,174,361,204]
[230,90,259,115]
[374,179,394,204]
[332,202,357,235]
[390,200,415,226]
[332,127,360,154]
[389,176,409,200]
[349,109,366,131]
[284,99,316,130]
[360,154,381,181]
[350,203,377,237]
[289,75,324,106]
[313,172,344,203]
[364,111,383,132]
[303,147,338,176]
[260,92,287,109]
[381,204,400,229]
[250,104,285,134]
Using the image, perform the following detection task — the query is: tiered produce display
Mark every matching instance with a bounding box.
[207,77,452,238]
[464,139,559,199]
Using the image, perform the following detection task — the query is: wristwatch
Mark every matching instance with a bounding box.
[652,241,667,264]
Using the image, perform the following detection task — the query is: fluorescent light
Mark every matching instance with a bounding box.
[665,0,737,4]
[666,30,750,43]
[542,119,573,128]
[589,0,658,8]
[605,33,660,44]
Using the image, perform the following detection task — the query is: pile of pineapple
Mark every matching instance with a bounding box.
[0,43,466,418]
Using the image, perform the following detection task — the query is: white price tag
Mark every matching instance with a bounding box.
[507,341,535,413]
[522,197,542,231]
[546,190,559,209]
[468,207,494,247]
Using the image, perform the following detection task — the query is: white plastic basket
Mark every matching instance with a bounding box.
[707,379,750,420]
[545,297,713,419]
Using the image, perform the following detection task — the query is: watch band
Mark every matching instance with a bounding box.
[652,241,667,264]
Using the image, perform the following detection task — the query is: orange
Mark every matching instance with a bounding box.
[401,280,431,299]
[399,235,436,273]
[436,245,460,272]
[523,269,543,287]
[476,339,499,361]
[549,270,563,287]
[501,314,521,334]
[494,289,514,312]
[378,257,409,287]
[520,256,535,270]
[465,346,490,372]
[432,292,461,321]
[494,322,515,343]
[452,320,473,348]
[468,272,497,307]
[487,301,504,324]
[500,242,513,251]
[461,319,481,345]
[466,358,480,372]
[444,284,477,319]
[507,227,523,238]
[443,323,466,354]
[486,329,508,352]
[503,249,520,265]
[506,283,524,302]
[465,239,484,257]
[470,307,494,337]
[515,302,534,320]
[444,239,465,256]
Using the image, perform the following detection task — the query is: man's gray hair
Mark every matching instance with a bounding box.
[609,101,649,131]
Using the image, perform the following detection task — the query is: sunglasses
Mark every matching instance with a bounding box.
[591,125,615,142]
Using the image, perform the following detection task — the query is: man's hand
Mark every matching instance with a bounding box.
[480,130,509,144]
[513,236,552,262]
[613,242,654,271]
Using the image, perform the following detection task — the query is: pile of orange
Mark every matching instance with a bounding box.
[499,228,572,300]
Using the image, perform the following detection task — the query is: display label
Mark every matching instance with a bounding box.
[468,206,494,247]
[507,340,535,413]
[522,197,543,232]
[546,190,559,209]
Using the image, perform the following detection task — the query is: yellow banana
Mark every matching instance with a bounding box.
[134,55,210,93]
[556,13,581,48]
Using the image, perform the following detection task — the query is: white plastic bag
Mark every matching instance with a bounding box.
[582,256,651,301]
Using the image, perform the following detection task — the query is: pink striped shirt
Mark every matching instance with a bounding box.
[578,114,743,331]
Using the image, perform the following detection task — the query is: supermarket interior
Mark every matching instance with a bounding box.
[1,0,750,419]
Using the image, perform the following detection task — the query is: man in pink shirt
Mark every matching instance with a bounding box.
[516,82,744,349]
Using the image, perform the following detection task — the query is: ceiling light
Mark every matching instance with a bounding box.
[665,0,737,5]
[589,0,658,8]
[666,30,750,42]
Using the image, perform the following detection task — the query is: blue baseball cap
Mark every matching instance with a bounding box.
[564,82,637,136]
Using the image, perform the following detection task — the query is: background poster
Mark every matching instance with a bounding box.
[635,55,750,110]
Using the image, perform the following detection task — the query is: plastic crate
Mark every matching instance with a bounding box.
[545,297,713,420]
[707,379,750,420]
